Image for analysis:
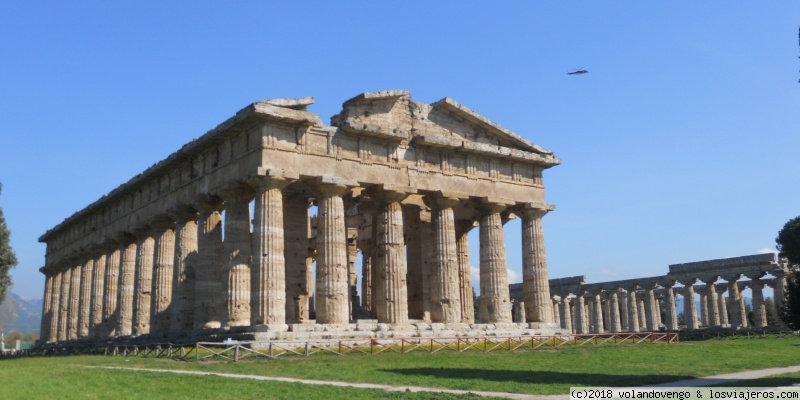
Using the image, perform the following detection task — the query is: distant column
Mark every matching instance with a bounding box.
[170,206,199,334]
[619,291,629,331]
[644,288,656,331]
[456,221,475,324]
[704,279,720,327]
[608,291,621,333]
[132,227,155,336]
[717,285,729,326]
[663,285,678,330]
[40,272,54,342]
[284,193,311,323]
[552,297,561,326]
[101,244,121,338]
[627,289,640,333]
[66,262,81,341]
[725,276,745,329]
[750,277,767,327]
[698,290,708,327]
[682,282,699,330]
[218,186,254,328]
[561,297,573,332]
[78,257,94,339]
[90,251,106,338]
[57,266,71,341]
[637,295,646,329]
[574,295,587,334]
[150,218,176,334]
[592,292,604,333]
[48,271,62,342]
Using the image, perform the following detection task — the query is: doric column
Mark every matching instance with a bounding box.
[552,297,561,326]
[404,205,431,321]
[193,196,224,329]
[725,275,745,329]
[359,243,373,317]
[424,192,463,323]
[169,206,199,334]
[477,199,512,323]
[40,271,54,342]
[102,243,121,338]
[626,288,639,332]
[619,291,629,331]
[249,173,294,328]
[284,192,311,323]
[131,227,155,335]
[78,256,94,339]
[644,287,656,331]
[89,251,106,338]
[366,185,414,325]
[456,221,475,324]
[574,294,587,334]
[150,217,176,334]
[749,277,767,327]
[608,291,621,333]
[67,261,81,340]
[717,284,729,326]
[592,292,604,333]
[307,177,355,324]
[561,297,573,332]
[116,233,137,336]
[698,289,708,327]
[519,203,555,324]
[703,278,720,327]
[663,284,678,330]
[57,266,71,341]
[636,295,646,328]
[48,270,62,342]
[654,295,662,326]
[681,282,699,330]
[602,294,611,331]
[218,185,254,328]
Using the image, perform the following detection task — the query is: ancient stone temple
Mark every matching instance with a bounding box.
[512,253,788,334]
[38,90,561,344]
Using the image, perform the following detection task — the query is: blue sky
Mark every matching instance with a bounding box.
[1,2,798,299]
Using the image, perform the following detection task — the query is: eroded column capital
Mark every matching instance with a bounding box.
[167,205,199,223]
[192,194,224,213]
[217,183,255,202]
[472,196,514,214]
[113,232,137,246]
[306,176,357,197]
[723,274,742,282]
[148,215,176,232]
[130,225,155,239]
[246,168,298,192]
[423,190,465,210]
[364,184,416,204]
[517,202,556,219]
[745,271,766,281]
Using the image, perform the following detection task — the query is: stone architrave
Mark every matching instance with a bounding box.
[424,192,463,323]
[169,206,199,334]
[66,262,81,341]
[150,218,176,334]
[193,196,224,329]
[560,297,573,332]
[520,203,555,324]
[90,252,107,338]
[249,173,295,328]
[456,222,475,324]
[307,177,354,325]
[608,291,621,333]
[284,192,310,323]
[627,289,639,333]
[477,199,512,323]
[131,227,155,335]
[218,186,254,328]
[116,233,137,336]
[366,185,414,325]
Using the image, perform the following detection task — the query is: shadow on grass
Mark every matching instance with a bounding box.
[380,368,692,387]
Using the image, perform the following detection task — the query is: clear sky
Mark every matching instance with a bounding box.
[1,2,798,300]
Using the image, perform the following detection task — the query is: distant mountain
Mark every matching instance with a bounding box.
[0,293,42,335]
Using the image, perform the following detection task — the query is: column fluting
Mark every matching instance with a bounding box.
[218,186,254,328]
[170,206,199,334]
[193,196,224,329]
[520,204,554,324]
[478,202,511,323]
[150,218,176,334]
[424,194,463,323]
[131,227,155,335]
[116,234,137,336]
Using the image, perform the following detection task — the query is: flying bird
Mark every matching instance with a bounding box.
[567,68,588,75]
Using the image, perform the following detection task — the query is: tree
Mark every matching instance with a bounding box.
[776,216,800,266]
[779,273,800,330]
[763,297,779,326]
[0,182,17,305]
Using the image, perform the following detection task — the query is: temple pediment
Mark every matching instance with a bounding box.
[330,90,559,167]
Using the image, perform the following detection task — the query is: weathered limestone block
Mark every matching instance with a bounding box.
[520,204,554,324]
[193,196,224,330]
[478,202,511,323]
[170,206,199,334]
[308,177,354,324]
[151,219,176,334]
[132,228,155,335]
[219,187,254,328]
[116,234,137,336]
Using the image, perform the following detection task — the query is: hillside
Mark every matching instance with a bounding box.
[0,292,42,335]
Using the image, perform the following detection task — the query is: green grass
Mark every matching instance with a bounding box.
[2,337,800,398]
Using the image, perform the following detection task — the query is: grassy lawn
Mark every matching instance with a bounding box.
[2,337,799,398]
